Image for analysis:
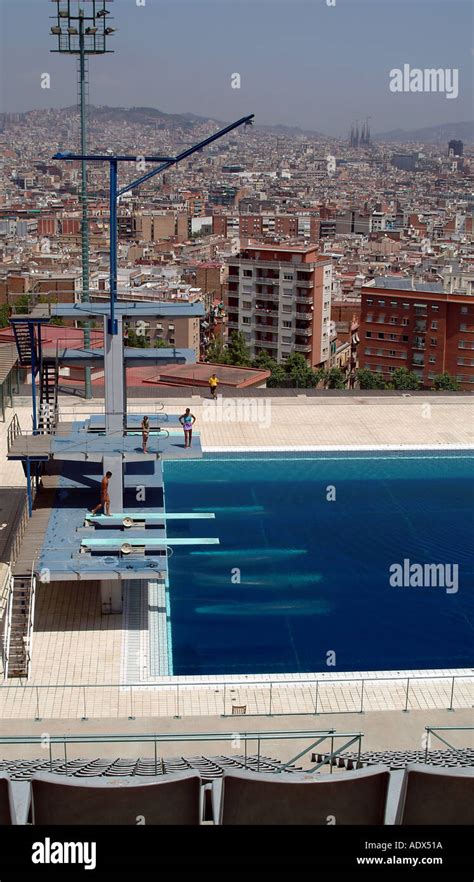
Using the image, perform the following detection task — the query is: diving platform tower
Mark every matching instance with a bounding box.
[3,115,254,678]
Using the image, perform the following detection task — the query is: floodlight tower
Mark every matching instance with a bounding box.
[50,1,115,399]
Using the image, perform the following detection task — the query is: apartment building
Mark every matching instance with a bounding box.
[91,288,201,359]
[359,278,474,389]
[0,271,81,307]
[226,243,332,366]
[124,314,200,358]
[117,212,189,242]
[213,213,320,241]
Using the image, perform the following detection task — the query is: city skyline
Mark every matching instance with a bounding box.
[0,0,472,136]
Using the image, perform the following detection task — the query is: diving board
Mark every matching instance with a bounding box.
[81,536,220,550]
[85,512,216,525]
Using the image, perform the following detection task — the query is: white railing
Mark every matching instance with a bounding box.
[56,402,166,422]
[24,569,36,681]
[0,672,472,721]
[2,569,13,679]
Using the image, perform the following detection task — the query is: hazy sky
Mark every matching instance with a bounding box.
[0,0,472,135]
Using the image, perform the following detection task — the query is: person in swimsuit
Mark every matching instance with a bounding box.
[179,408,196,448]
[141,415,150,453]
[91,471,112,516]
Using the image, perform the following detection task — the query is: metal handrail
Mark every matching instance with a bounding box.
[56,403,167,420]
[0,729,363,775]
[6,426,173,457]
[1,673,472,720]
[7,492,30,568]
[24,565,36,681]
[6,413,21,453]
[424,726,474,760]
[2,568,13,677]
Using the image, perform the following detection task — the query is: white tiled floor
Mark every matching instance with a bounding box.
[1,394,473,720]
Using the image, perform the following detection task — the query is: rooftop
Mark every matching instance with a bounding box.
[367,277,445,293]
[144,362,271,389]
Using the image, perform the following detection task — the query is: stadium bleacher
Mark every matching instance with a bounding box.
[312,747,474,771]
[1,753,473,825]
[0,754,303,781]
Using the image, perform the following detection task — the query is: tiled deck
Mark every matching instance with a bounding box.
[0,394,473,720]
[1,670,473,720]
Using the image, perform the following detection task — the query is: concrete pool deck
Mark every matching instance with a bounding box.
[1,394,473,482]
[1,708,473,765]
[0,393,472,726]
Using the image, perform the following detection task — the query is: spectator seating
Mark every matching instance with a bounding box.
[0,771,29,825]
[0,754,302,781]
[312,748,474,771]
[214,766,391,825]
[1,758,472,825]
[30,770,202,825]
[395,764,474,825]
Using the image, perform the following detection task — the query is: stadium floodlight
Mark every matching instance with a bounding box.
[49,0,115,400]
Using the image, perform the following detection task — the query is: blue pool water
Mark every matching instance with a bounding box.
[164,452,474,676]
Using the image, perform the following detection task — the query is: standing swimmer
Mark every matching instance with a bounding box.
[91,471,112,516]
[141,415,150,453]
[179,408,196,448]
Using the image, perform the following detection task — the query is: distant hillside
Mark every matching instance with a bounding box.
[64,104,223,130]
[374,121,474,144]
[2,106,472,145]
[257,122,328,138]
[0,105,223,132]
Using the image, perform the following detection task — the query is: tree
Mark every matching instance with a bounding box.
[285,352,320,388]
[205,336,230,364]
[251,352,285,386]
[323,367,347,389]
[431,372,460,391]
[227,331,252,367]
[127,328,138,347]
[15,295,32,315]
[356,368,387,390]
[0,304,9,329]
[390,368,422,390]
[154,338,168,348]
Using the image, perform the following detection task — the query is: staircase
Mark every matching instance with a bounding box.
[3,573,36,680]
[11,321,36,366]
[38,358,58,434]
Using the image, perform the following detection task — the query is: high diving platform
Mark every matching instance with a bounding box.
[7,423,204,462]
[6,301,219,585]
[3,112,254,677]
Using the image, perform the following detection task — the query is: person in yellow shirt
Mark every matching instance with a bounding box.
[208,372,219,399]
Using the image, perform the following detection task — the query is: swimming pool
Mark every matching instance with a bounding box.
[163,451,474,676]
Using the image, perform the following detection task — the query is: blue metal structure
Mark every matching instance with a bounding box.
[10,316,52,435]
[53,113,254,334]
[7,114,254,581]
